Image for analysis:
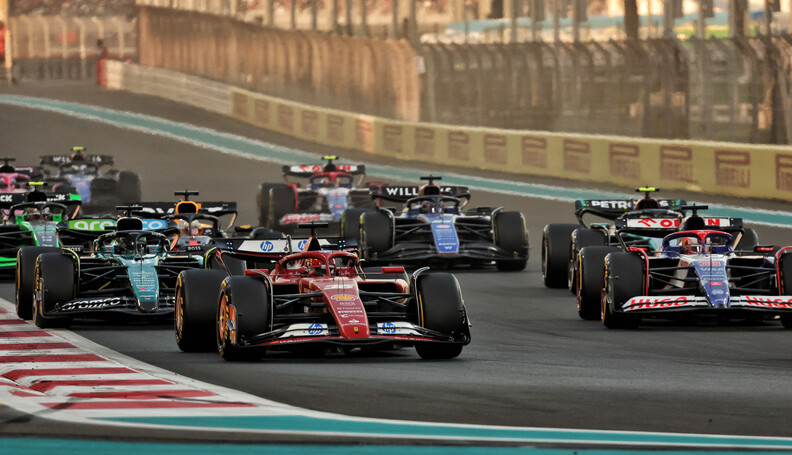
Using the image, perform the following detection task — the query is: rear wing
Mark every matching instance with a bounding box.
[56,218,116,252]
[212,235,352,261]
[0,192,81,210]
[131,201,237,217]
[40,155,114,167]
[614,216,743,232]
[282,164,365,177]
[575,198,686,224]
[370,185,471,203]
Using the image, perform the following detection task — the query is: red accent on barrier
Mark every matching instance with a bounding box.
[66,390,216,399]
[31,379,173,392]
[42,401,255,410]
[0,342,76,351]
[4,367,138,381]
[0,331,52,338]
[0,354,105,363]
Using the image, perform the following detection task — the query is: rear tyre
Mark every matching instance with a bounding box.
[414,273,467,359]
[217,276,270,361]
[359,211,392,260]
[736,228,759,251]
[117,171,142,203]
[494,211,528,271]
[340,207,370,243]
[175,270,228,352]
[16,246,61,320]
[32,253,75,329]
[577,246,619,320]
[569,228,608,294]
[777,253,792,329]
[257,183,277,227]
[601,252,642,329]
[268,184,296,233]
[541,224,578,288]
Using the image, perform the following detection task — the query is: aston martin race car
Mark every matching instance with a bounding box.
[0,157,45,193]
[28,216,203,328]
[600,229,792,329]
[0,184,81,275]
[40,147,141,211]
[258,156,380,232]
[347,176,528,270]
[174,238,471,360]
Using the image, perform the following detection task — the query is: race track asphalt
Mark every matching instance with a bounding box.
[1,83,792,443]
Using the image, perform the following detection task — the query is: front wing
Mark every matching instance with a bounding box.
[622,295,792,315]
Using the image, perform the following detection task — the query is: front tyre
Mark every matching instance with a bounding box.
[576,246,619,320]
[175,270,228,352]
[494,211,528,271]
[414,273,468,359]
[601,252,642,329]
[16,246,61,319]
[542,224,578,288]
[32,253,75,329]
[217,276,270,361]
[359,211,392,260]
[777,253,792,329]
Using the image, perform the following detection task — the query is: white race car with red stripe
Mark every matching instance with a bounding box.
[600,229,792,329]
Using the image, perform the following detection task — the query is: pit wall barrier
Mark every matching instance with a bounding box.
[107,60,792,202]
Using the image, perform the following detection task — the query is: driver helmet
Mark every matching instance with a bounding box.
[321,176,334,188]
[190,220,202,237]
[136,238,149,255]
[70,147,87,161]
[116,236,134,254]
[680,237,702,255]
[176,219,190,236]
[419,201,434,214]
[25,207,41,222]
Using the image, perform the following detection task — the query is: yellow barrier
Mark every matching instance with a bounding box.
[230,87,792,201]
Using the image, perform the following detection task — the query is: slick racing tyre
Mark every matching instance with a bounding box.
[340,207,371,243]
[16,246,60,320]
[414,273,467,360]
[493,211,528,271]
[577,246,619,321]
[569,228,607,294]
[778,253,792,329]
[257,183,277,228]
[32,253,75,329]
[601,252,642,329]
[175,270,228,352]
[542,224,578,288]
[217,276,270,361]
[359,211,392,260]
[268,184,296,233]
[117,171,142,203]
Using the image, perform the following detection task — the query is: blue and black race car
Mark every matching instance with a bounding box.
[345,176,528,271]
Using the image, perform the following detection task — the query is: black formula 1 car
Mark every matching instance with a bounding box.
[174,228,471,360]
[346,176,528,271]
[601,229,792,329]
[258,156,381,233]
[40,147,141,212]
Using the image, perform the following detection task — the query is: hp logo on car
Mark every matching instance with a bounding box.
[308,323,323,335]
[259,241,274,252]
[297,240,307,250]
[382,322,396,334]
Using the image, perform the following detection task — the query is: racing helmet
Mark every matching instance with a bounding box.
[25,207,41,221]
[70,147,87,161]
[419,201,434,213]
[116,236,134,254]
[190,220,202,236]
[176,219,190,236]
[680,237,702,255]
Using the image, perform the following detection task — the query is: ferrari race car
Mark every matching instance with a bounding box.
[174,232,471,360]
[25,216,204,328]
[0,157,45,193]
[258,156,380,232]
[600,229,792,329]
[347,176,528,270]
[40,147,141,211]
[0,184,81,275]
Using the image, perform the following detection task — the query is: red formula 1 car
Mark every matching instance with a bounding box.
[174,235,471,360]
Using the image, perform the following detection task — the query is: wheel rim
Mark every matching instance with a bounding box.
[175,287,185,340]
[217,293,237,347]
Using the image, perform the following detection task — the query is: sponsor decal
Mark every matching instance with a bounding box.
[521,136,547,168]
[660,146,694,182]
[415,128,435,156]
[626,296,691,310]
[711,281,723,285]
[296,240,307,250]
[301,110,318,139]
[448,131,470,161]
[231,92,249,119]
[697,261,722,267]
[381,322,396,334]
[591,200,631,209]
[385,186,419,197]
[776,154,792,192]
[355,119,374,149]
[626,218,681,228]
[563,140,591,174]
[69,219,115,231]
[609,143,641,179]
[383,125,403,154]
[484,134,507,165]
[280,213,326,224]
[348,319,360,324]
[254,99,270,125]
[326,115,345,143]
[712,289,724,295]
[59,297,123,311]
[277,104,294,132]
[0,194,14,202]
[332,294,358,301]
[260,241,275,252]
[715,150,750,188]
[141,219,166,230]
[307,323,324,335]
[184,244,203,252]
